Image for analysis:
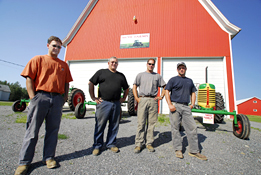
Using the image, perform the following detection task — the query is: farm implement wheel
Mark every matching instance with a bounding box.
[12,100,26,112]
[127,88,138,116]
[68,89,85,111]
[233,114,251,139]
[75,103,86,119]
[214,92,225,123]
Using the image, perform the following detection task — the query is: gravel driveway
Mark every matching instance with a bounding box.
[0,105,261,175]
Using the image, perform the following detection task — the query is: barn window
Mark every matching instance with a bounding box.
[253,101,257,103]
[253,109,257,112]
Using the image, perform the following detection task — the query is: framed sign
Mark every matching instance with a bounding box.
[120,33,150,49]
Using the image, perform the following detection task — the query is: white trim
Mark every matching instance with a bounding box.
[198,0,241,39]
[236,97,261,105]
[223,56,229,113]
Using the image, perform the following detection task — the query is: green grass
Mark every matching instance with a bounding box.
[157,114,170,126]
[0,101,13,106]
[58,134,69,139]
[62,113,76,119]
[15,113,27,123]
[247,115,261,123]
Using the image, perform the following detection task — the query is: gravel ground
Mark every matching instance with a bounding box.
[0,105,261,175]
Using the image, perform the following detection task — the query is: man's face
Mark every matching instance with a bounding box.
[177,65,187,76]
[147,60,155,72]
[47,40,61,57]
[108,58,118,71]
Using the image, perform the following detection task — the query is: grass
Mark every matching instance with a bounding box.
[157,114,170,126]
[62,113,76,119]
[0,101,13,106]
[15,113,27,123]
[58,134,69,139]
[247,115,261,123]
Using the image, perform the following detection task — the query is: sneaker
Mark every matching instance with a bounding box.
[188,152,208,161]
[110,147,119,153]
[175,150,184,159]
[92,149,100,156]
[134,146,141,153]
[14,165,29,175]
[146,145,155,152]
[44,159,57,169]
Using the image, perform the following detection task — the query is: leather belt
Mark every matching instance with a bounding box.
[173,101,188,106]
[140,95,156,98]
[37,90,60,96]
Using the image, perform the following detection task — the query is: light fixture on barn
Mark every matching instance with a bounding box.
[133,16,137,24]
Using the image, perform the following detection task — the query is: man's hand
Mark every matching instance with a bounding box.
[154,96,163,101]
[92,97,103,104]
[189,104,194,109]
[168,103,176,112]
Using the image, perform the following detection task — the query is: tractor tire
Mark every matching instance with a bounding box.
[12,100,26,112]
[214,92,225,123]
[68,88,85,111]
[233,114,251,139]
[127,88,138,116]
[74,103,86,119]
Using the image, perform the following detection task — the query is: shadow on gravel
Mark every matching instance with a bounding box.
[180,133,207,153]
[154,131,172,148]
[27,147,93,174]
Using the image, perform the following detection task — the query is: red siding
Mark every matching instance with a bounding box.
[238,98,261,116]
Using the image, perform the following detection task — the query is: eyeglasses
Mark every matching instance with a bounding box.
[52,45,61,49]
[178,67,186,70]
[110,61,118,64]
[148,63,155,66]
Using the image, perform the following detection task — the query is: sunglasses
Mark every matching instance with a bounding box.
[52,45,61,49]
[148,63,155,66]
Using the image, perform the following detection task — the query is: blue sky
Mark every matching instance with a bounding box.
[0,0,260,101]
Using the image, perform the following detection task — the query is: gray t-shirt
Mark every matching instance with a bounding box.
[133,71,166,96]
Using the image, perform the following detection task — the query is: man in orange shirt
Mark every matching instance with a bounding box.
[15,36,73,175]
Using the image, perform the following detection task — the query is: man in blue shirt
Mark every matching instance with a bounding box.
[165,62,207,160]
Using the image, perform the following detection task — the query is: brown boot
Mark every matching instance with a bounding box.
[175,150,184,159]
[188,152,208,161]
[14,165,29,175]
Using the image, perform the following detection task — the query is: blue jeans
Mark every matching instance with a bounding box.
[18,91,64,165]
[93,100,121,149]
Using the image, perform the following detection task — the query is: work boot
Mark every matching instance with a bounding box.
[14,165,29,175]
[92,149,100,156]
[110,147,119,153]
[43,159,58,169]
[188,152,208,161]
[175,150,184,159]
[146,145,155,152]
[134,146,141,153]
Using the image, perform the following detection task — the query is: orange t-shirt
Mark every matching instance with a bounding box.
[21,55,73,94]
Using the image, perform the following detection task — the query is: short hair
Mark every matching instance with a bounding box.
[47,36,62,45]
[108,56,118,62]
[147,58,156,64]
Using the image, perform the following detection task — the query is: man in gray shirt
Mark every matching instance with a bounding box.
[133,58,166,153]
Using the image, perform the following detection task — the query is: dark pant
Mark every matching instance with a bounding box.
[18,91,64,165]
[93,100,121,149]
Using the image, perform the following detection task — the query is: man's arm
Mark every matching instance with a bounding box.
[154,85,166,101]
[120,88,129,103]
[132,84,140,103]
[26,77,35,99]
[63,83,69,103]
[88,81,103,104]
[165,89,176,112]
[189,92,196,109]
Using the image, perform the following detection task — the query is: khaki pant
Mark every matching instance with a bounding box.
[135,97,158,147]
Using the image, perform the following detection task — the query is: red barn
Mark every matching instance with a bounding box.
[237,97,261,116]
[62,0,241,117]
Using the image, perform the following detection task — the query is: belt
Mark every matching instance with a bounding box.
[173,101,188,106]
[103,99,119,103]
[140,95,156,98]
[37,90,60,96]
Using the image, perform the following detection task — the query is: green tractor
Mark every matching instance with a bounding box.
[191,67,250,140]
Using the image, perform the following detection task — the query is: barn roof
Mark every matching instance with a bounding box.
[236,97,261,105]
[0,84,11,92]
[62,0,241,47]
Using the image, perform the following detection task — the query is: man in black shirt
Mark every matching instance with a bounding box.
[89,57,129,156]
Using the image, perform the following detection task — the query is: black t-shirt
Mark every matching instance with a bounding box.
[89,69,129,101]
[165,76,197,103]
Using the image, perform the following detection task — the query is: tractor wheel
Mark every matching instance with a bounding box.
[74,103,86,119]
[214,92,225,123]
[233,114,251,139]
[12,100,26,112]
[127,88,138,116]
[68,88,85,111]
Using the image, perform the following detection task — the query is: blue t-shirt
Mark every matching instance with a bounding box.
[165,76,197,103]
